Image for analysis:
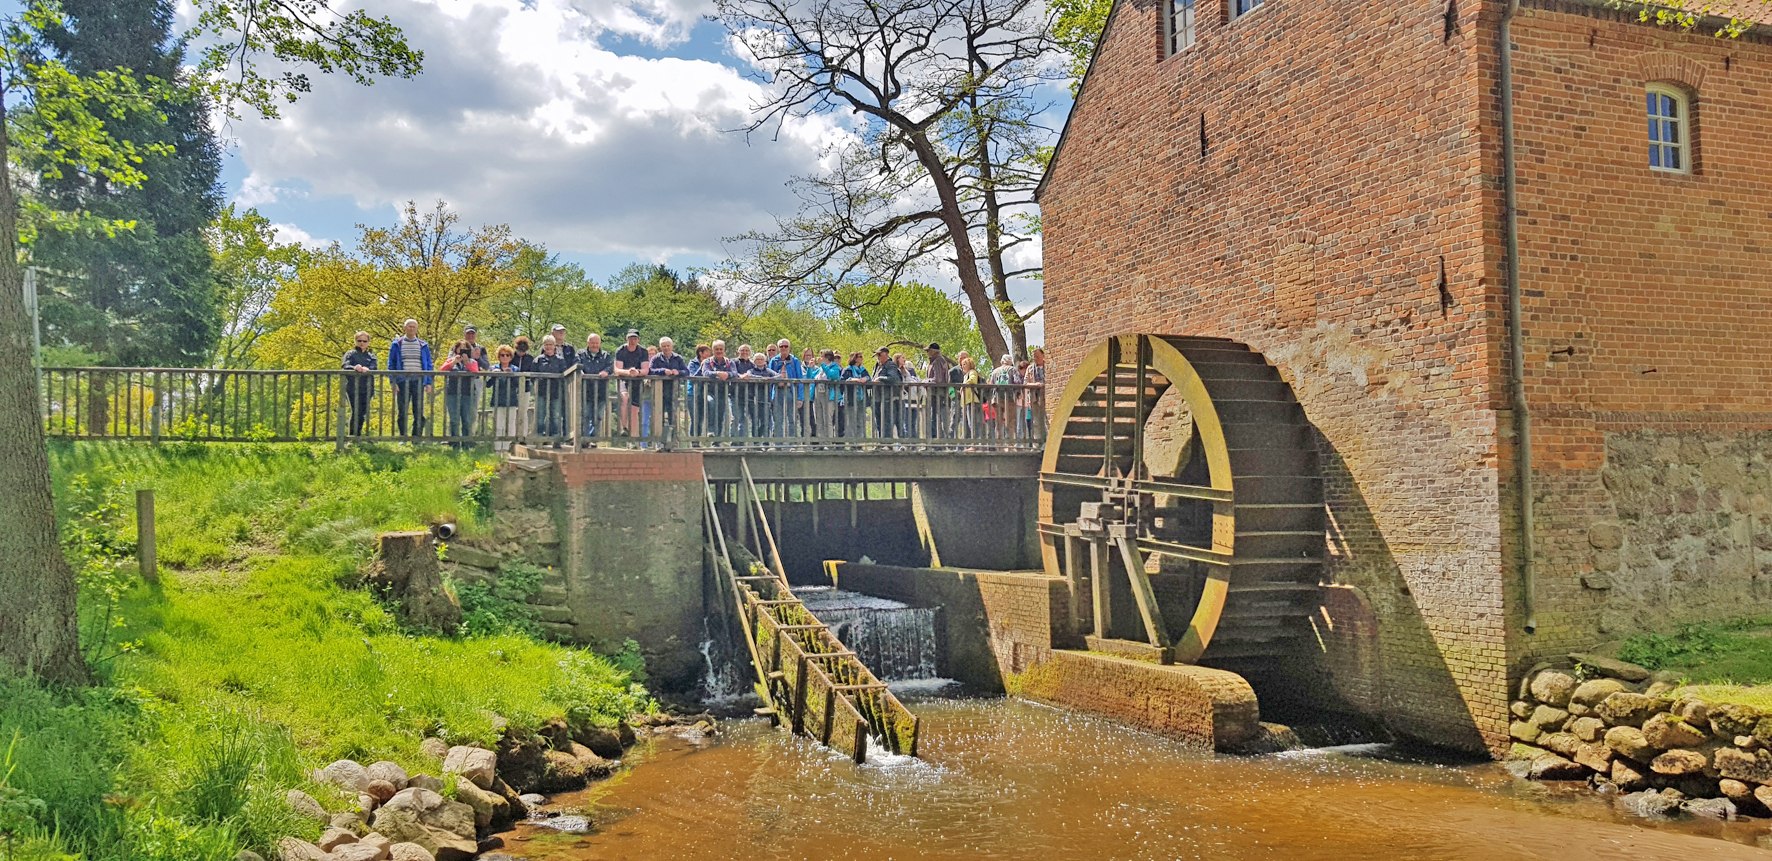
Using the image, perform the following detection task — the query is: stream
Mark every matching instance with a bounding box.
[501,698,1772,860]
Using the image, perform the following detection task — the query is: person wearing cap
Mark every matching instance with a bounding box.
[923,342,953,439]
[461,324,489,367]
[577,333,613,440]
[614,329,647,438]
[549,324,576,364]
[460,325,489,436]
[871,346,902,439]
[341,332,378,436]
[387,318,434,437]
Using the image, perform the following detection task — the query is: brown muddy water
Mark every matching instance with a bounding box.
[504,699,1772,861]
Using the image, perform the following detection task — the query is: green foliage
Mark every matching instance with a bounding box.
[59,474,140,666]
[1050,0,1112,93]
[454,562,545,639]
[206,205,310,369]
[459,461,497,522]
[1616,616,1772,684]
[186,0,423,121]
[1606,1,1764,38]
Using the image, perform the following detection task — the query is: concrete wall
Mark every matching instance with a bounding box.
[447,451,709,693]
[911,479,1040,570]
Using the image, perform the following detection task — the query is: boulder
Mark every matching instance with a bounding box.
[539,748,589,792]
[1618,789,1683,819]
[1567,653,1650,682]
[519,793,547,807]
[1710,703,1763,739]
[1673,699,1709,727]
[442,746,498,790]
[1595,692,1664,727]
[568,742,616,776]
[1650,749,1709,777]
[493,779,528,821]
[615,722,637,747]
[329,844,390,861]
[237,852,265,861]
[1681,797,1737,821]
[1756,784,1772,812]
[1642,713,1708,750]
[1715,747,1772,783]
[318,760,372,794]
[1573,742,1614,773]
[1611,758,1651,791]
[329,812,368,836]
[358,794,378,814]
[1719,778,1754,805]
[1755,717,1772,745]
[388,845,436,861]
[366,762,409,790]
[1568,717,1606,743]
[1510,700,1532,720]
[1529,705,1570,731]
[1738,735,1762,751]
[1529,753,1586,781]
[365,780,399,805]
[453,777,512,830]
[276,837,328,861]
[1569,679,1628,714]
[1528,670,1578,707]
[1605,726,1654,763]
[494,733,548,793]
[1509,721,1542,744]
[286,789,329,822]
[574,726,624,760]
[359,833,393,856]
[419,738,450,762]
[371,788,478,841]
[1539,733,1580,758]
[317,827,359,852]
[407,774,444,793]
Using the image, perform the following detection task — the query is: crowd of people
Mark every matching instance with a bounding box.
[340,320,1048,449]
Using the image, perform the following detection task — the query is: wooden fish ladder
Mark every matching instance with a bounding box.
[702,460,920,763]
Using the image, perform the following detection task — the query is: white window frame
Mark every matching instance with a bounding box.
[1645,83,1691,175]
[1233,0,1266,19]
[1166,0,1198,55]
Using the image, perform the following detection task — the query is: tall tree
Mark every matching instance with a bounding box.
[255,201,525,368]
[714,0,1058,362]
[208,204,310,368]
[0,0,420,685]
[30,0,223,367]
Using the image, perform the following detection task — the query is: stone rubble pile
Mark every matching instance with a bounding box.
[250,711,705,861]
[1510,653,1772,821]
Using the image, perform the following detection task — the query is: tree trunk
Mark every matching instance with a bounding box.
[0,93,91,686]
[907,132,1011,363]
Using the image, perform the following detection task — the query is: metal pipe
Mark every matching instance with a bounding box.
[1500,0,1536,635]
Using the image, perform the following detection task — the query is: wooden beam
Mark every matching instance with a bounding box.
[1115,534,1171,650]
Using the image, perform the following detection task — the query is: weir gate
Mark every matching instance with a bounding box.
[49,340,1357,756]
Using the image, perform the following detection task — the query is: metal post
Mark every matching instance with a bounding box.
[136,489,158,586]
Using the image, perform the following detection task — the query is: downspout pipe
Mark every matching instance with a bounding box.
[1499,0,1536,635]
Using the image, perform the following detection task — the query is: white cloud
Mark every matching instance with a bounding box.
[268,222,328,250]
[228,0,838,261]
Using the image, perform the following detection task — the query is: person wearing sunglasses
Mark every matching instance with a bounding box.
[341,331,377,436]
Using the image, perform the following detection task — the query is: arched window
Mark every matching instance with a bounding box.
[1645,84,1691,174]
[1166,0,1197,55]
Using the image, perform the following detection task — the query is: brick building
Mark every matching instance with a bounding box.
[1038,0,1772,753]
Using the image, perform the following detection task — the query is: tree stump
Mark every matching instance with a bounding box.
[368,531,462,633]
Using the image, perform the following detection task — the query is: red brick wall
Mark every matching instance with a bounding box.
[1040,0,1510,752]
[523,448,706,485]
[1508,3,1772,655]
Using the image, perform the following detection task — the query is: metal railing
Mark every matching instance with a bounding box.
[41,366,1046,451]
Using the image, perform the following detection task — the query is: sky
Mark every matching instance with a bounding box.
[200,0,1062,345]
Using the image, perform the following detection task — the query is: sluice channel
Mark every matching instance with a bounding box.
[796,587,941,686]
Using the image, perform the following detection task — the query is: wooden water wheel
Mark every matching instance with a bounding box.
[1037,335,1324,669]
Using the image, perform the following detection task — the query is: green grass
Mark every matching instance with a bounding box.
[2,443,650,861]
[1611,615,1772,711]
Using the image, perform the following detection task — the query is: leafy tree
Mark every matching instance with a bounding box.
[0,0,420,685]
[24,0,222,367]
[256,201,524,368]
[472,244,597,344]
[713,0,1056,362]
[596,263,729,348]
[1050,0,1111,93]
[833,282,983,358]
[206,204,310,369]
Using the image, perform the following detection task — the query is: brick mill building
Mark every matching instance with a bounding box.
[1038,0,1772,753]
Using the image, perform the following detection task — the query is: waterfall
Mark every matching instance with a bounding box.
[797,588,940,682]
[698,617,752,705]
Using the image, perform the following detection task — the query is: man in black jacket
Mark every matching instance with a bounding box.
[872,346,903,439]
[341,331,377,435]
[578,333,614,440]
[532,335,573,440]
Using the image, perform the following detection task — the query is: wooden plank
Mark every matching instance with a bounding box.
[1115,534,1171,650]
[791,655,809,735]
[1089,538,1111,640]
[136,489,158,586]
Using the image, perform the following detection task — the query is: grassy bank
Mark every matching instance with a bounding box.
[1612,615,1772,708]
[2,444,649,861]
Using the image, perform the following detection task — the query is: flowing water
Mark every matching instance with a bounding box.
[796,587,941,682]
[503,699,1772,861]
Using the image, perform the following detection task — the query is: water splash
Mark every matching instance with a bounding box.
[797,587,940,681]
[698,618,751,704]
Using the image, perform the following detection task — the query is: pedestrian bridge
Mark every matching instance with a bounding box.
[40,366,1045,481]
